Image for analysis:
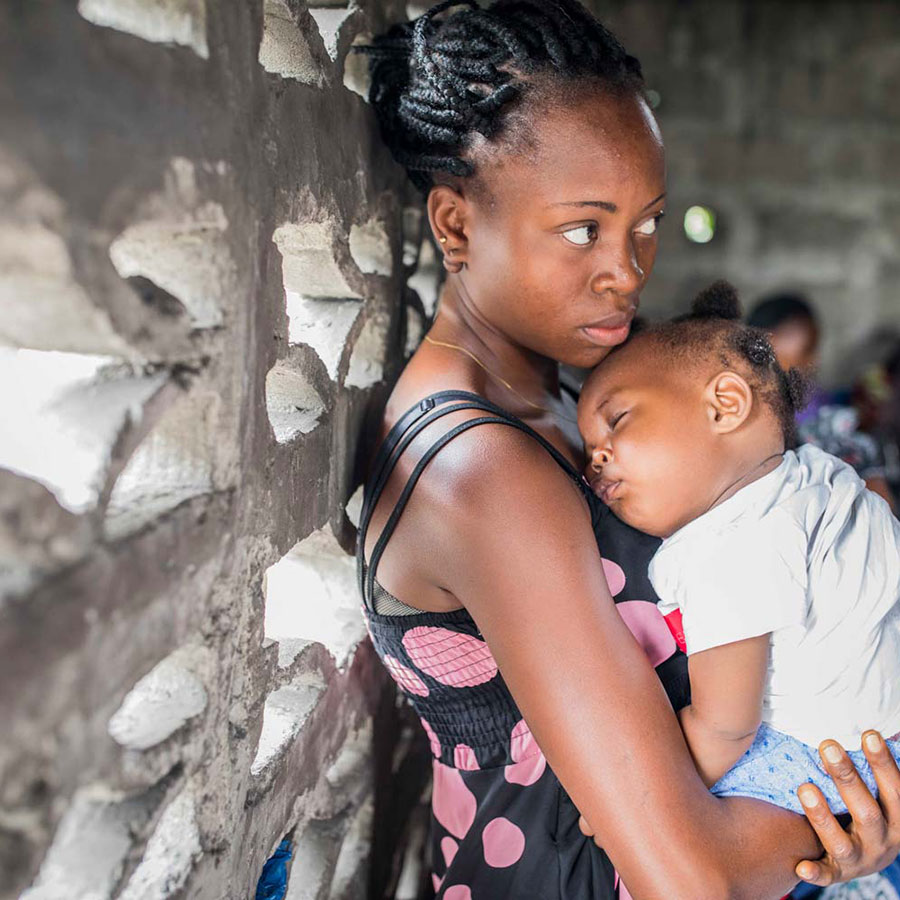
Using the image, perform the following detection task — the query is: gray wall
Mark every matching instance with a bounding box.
[0,1,437,897]
[594,0,900,382]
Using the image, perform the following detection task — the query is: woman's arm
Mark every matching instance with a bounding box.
[401,422,900,899]
[414,425,817,899]
[679,635,770,786]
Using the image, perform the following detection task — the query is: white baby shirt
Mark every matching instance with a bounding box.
[649,444,900,750]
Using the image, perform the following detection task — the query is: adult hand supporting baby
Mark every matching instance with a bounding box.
[577,730,900,888]
[794,731,900,886]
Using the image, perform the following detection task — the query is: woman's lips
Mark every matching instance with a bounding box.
[581,314,634,347]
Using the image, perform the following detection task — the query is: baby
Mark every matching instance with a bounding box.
[578,281,900,814]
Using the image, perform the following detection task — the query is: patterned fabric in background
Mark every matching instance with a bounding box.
[797,393,886,480]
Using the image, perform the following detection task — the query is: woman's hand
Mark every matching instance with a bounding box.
[795,731,900,887]
[578,730,900,887]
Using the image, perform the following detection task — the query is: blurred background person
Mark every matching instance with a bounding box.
[748,292,896,512]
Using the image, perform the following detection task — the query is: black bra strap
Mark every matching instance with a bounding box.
[357,391,585,611]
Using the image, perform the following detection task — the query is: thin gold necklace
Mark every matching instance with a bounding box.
[424,333,553,414]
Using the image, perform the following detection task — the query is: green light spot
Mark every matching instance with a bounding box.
[684,205,716,244]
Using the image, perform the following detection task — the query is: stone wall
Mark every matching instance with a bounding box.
[0,2,438,898]
[593,0,900,382]
[4,2,900,899]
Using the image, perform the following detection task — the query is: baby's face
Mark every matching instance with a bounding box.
[577,341,722,538]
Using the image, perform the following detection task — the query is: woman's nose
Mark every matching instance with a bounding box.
[591,236,644,298]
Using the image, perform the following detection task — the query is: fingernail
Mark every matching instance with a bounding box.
[799,785,819,807]
[823,743,842,764]
[865,732,883,753]
[797,862,816,880]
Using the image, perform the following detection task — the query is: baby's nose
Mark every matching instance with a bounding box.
[591,448,612,470]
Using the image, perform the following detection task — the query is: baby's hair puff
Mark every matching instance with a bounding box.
[646,280,810,447]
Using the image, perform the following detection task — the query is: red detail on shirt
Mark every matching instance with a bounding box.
[663,608,687,654]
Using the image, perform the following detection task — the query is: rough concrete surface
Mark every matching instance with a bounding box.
[0,1,438,897]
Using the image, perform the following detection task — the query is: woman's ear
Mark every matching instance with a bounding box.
[427,184,469,273]
[704,371,754,434]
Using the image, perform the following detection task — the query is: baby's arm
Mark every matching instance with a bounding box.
[679,634,770,787]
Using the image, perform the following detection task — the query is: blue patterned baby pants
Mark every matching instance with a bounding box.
[712,722,900,816]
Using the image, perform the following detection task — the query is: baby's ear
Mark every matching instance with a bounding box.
[704,371,753,433]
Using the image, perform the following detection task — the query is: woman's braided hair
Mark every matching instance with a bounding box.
[648,281,809,447]
[356,0,644,194]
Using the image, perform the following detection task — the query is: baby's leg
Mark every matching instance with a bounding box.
[711,723,900,815]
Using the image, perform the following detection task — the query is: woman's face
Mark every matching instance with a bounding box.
[769,316,820,374]
[455,87,666,368]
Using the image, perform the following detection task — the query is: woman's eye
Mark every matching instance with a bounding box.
[634,214,663,237]
[562,224,597,246]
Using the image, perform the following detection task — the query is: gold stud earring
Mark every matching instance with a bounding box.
[439,235,448,244]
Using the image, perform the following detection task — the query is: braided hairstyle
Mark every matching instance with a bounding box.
[356,0,645,194]
[647,281,809,447]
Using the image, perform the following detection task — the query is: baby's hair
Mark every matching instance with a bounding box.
[649,281,809,447]
[355,0,644,194]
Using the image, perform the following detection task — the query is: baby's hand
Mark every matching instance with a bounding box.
[795,732,900,886]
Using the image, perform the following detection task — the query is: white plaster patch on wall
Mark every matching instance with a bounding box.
[349,217,393,277]
[405,304,426,358]
[265,361,326,443]
[0,349,167,514]
[407,238,441,317]
[345,314,388,390]
[284,821,334,900]
[308,7,354,61]
[118,787,202,900]
[286,293,361,380]
[343,35,373,99]
[273,221,362,300]
[108,648,208,751]
[0,149,133,357]
[324,721,373,798]
[344,484,364,529]
[401,205,424,271]
[109,205,230,330]
[20,786,160,900]
[328,793,374,897]
[258,0,324,84]
[77,0,209,59]
[250,683,325,776]
[104,387,223,539]
[264,526,367,668]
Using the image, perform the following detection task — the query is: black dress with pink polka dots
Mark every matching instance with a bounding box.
[357,391,691,900]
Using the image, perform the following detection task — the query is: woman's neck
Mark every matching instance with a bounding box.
[431,279,561,404]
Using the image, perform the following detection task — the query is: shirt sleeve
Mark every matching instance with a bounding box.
[672,511,810,656]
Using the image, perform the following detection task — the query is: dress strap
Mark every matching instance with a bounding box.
[357,390,585,612]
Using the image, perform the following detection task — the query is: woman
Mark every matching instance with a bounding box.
[355,3,900,897]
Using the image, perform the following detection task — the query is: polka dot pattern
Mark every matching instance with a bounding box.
[402,626,499,688]
[454,743,480,771]
[383,654,430,697]
[432,761,477,840]
[601,557,627,596]
[441,836,459,868]
[615,601,677,667]
[443,887,472,900]
[420,717,442,758]
[505,719,546,785]
[482,817,525,868]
